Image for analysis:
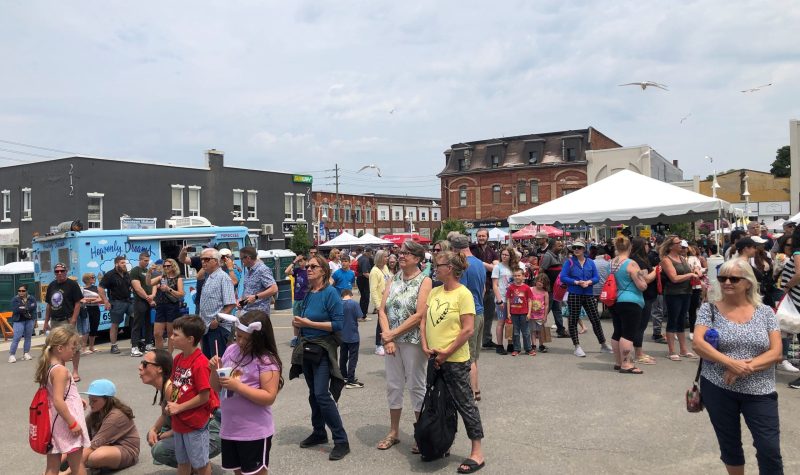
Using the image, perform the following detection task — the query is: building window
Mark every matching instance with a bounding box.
[565,147,577,162]
[233,190,244,219]
[331,203,339,222]
[458,158,468,171]
[365,205,372,223]
[530,180,539,203]
[392,206,403,220]
[492,185,501,204]
[563,188,576,196]
[87,193,103,229]
[420,209,428,221]
[459,186,468,207]
[170,185,184,217]
[406,208,417,221]
[491,155,500,168]
[21,188,32,220]
[284,193,293,220]
[295,194,305,220]
[188,186,201,217]
[354,207,362,223]
[378,207,388,221]
[528,151,539,164]
[247,190,258,220]
[1,190,9,222]
[432,208,440,221]
[344,204,351,222]
[517,180,527,204]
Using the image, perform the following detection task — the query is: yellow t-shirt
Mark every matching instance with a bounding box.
[425,284,476,363]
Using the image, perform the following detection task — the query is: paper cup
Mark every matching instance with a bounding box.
[217,367,233,378]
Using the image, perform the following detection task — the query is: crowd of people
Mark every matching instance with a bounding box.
[22,221,797,474]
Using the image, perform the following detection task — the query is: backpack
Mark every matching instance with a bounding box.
[600,259,627,307]
[414,358,458,461]
[29,365,70,454]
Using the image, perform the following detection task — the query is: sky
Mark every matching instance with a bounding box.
[1,0,799,198]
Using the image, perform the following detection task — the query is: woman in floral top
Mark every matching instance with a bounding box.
[376,240,432,452]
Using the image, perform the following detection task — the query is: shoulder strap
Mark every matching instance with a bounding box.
[693,303,717,383]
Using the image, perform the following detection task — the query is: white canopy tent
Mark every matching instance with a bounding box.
[487,227,509,242]
[319,231,363,248]
[358,233,393,246]
[508,170,733,226]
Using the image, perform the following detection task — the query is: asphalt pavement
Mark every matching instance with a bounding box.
[2,309,799,474]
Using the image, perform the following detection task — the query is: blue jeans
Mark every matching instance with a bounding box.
[511,314,532,352]
[10,320,34,355]
[549,295,565,333]
[303,357,348,444]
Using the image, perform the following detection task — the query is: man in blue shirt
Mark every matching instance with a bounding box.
[339,289,364,388]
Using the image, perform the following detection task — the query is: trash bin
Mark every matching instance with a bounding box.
[275,280,292,310]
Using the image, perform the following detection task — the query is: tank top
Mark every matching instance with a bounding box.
[614,259,644,308]
[662,256,692,295]
[385,271,427,344]
[780,253,800,310]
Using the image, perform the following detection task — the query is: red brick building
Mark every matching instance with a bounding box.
[438,127,621,231]
[311,191,441,242]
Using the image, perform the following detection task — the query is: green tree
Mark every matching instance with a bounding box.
[289,224,311,256]
[357,230,364,237]
[770,145,790,177]
[431,218,467,243]
[669,222,693,239]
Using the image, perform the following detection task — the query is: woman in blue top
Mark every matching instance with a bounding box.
[292,255,350,461]
[559,240,612,357]
[608,236,650,374]
[8,284,37,363]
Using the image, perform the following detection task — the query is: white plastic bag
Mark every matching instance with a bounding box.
[776,297,800,334]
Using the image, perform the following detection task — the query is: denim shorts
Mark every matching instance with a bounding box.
[108,300,132,325]
[76,313,90,335]
[174,426,210,469]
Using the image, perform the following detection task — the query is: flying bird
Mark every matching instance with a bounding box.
[680,113,692,124]
[618,81,669,91]
[389,108,397,114]
[357,164,382,177]
[741,83,772,93]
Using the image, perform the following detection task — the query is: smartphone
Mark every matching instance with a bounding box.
[186,246,197,253]
[238,298,249,307]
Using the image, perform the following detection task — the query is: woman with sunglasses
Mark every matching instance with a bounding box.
[430,240,451,288]
[150,258,185,353]
[693,259,783,474]
[659,236,703,361]
[291,255,350,461]
[8,284,37,363]
[138,349,221,468]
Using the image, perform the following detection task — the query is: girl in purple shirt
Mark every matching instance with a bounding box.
[210,310,283,475]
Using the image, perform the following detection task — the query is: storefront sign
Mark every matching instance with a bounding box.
[292,175,313,184]
[120,217,157,230]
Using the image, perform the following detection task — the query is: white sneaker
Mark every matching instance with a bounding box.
[689,333,694,341]
[375,345,385,356]
[574,346,586,357]
[600,343,613,354]
[8,355,16,363]
[130,347,143,357]
[779,360,800,373]
[22,353,33,361]
[550,324,557,330]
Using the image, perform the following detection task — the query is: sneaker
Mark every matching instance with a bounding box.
[574,346,586,357]
[688,333,694,341]
[145,343,155,351]
[299,433,329,448]
[652,335,667,344]
[360,317,373,322]
[130,347,143,357]
[110,345,120,355]
[329,442,350,461]
[375,345,385,356]
[495,346,508,356]
[506,342,514,353]
[789,377,800,389]
[779,360,800,373]
[538,345,548,353]
[8,355,16,363]
[482,342,497,349]
[345,380,365,389]
[527,350,537,356]
[600,343,614,354]
[550,324,557,330]
[290,336,299,348]
[22,353,33,361]
[556,331,570,338]
[511,351,519,356]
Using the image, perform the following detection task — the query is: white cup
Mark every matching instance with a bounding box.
[217,367,233,378]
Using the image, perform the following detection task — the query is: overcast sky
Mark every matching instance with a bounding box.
[1,1,798,197]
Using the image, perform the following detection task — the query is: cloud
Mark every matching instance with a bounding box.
[86,261,99,268]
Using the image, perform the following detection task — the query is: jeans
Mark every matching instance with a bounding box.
[131,298,154,350]
[701,378,783,473]
[10,320,34,355]
[482,289,495,344]
[152,410,221,468]
[339,341,359,382]
[549,294,565,333]
[303,357,348,444]
[511,314,532,352]
[664,293,691,333]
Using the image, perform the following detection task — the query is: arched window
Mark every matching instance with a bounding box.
[459,186,468,207]
[365,204,372,223]
[492,185,501,204]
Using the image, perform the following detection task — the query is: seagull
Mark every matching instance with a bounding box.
[618,81,669,91]
[389,108,397,114]
[741,83,772,93]
[680,113,692,124]
[357,164,382,177]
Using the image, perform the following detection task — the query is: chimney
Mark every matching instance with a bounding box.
[206,149,224,171]
[672,160,679,168]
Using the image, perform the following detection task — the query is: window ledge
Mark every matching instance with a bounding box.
[21,218,32,222]
[233,218,245,222]
[1,219,10,223]
[246,217,259,222]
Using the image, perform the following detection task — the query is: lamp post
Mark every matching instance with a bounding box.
[706,155,724,280]
[742,172,751,227]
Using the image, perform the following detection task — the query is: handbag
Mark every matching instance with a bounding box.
[686,304,716,413]
[776,296,800,334]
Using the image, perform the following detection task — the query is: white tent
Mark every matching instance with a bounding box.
[487,227,509,242]
[0,261,34,274]
[508,170,732,225]
[358,232,393,245]
[319,231,362,248]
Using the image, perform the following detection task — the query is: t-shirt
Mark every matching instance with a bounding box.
[529,291,548,320]
[340,299,363,343]
[357,255,373,276]
[293,268,308,301]
[491,263,514,303]
[99,270,132,301]
[459,255,486,315]
[471,244,498,291]
[332,269,355,292]
[219,344,280,440]
[299,285,344,339]
[506,283,534,315]
[46,278,84,321]
[171,348,215,433]
[425,285,475,363]
[89,408,140,460]
[129,265,153,299]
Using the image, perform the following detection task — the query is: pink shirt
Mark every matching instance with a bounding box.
[219,344,280,440]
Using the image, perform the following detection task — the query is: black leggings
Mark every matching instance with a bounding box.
[610,302,643,342]
[567,294,605,346]
[689,288,702,330]
[634,298,654,348]
[87,306,101,337]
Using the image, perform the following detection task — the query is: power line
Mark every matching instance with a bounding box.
[0,139,77,155]
[0,155,33,163]
[0,147,59,159]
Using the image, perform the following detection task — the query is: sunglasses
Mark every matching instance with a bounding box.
[432,248,441,252]
[573,246,584,250]
[305,264,321,270]
[140,360,158,368]
[18,289,26,292]
[54,269,66,274]
[163,264,173,268]
[200,257,215,262]
[717,275,744,284]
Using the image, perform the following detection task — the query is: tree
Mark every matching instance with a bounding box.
[669,222,693,239]
[289,224,311,256]
[357,230,364,237]
[770,145,790,177]
[431,219,467,243]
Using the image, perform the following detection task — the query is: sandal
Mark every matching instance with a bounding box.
[613,365,621,371]
[680,352,699,359]
[457,458,486,474]
[377,435,399,450]
[618,367,644,374]
[473,391,481,402]
[667,354,681,361]
[411,444,420,454]
[635,356,657,365]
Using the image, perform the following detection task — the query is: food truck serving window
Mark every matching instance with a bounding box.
[57,248,70,272]
[40,250,52,273]
[217,241,241,258]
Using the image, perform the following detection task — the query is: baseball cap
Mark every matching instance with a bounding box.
[448,234,471,250]
[571,239,586,249]
[680,240,689,248]
[219,248,233,257]
[80,379,116,397]
[751,236,767,244]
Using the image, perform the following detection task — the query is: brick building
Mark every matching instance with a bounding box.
[438,127,622,232]
[311,191,441,241]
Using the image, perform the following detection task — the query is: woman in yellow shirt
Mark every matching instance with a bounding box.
[420,250,485,474]
[370,250,391,355]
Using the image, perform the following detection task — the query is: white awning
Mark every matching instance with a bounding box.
[0,228,19,246]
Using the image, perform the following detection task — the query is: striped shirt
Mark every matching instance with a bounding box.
[780,253,800,310]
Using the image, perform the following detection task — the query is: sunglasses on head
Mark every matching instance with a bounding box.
[717,275,744,284]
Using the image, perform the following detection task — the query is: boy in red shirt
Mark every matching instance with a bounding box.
[168,315,219,475]
[506,269,536,356]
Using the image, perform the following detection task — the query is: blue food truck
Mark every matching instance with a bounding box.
[32,226,250,331]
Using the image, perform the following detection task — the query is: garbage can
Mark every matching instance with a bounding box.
[275,280,292,310]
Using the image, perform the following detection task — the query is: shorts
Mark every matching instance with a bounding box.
[174,426,210,469]
[221,436,272,474]
[108,300,132,325]
[155,303,181,323]
[467,313,484,363]
[495,302,507,321]
[292,300,303,316]
[529,319,544,331]
[76,313,90,335]
[49,319,73,331]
